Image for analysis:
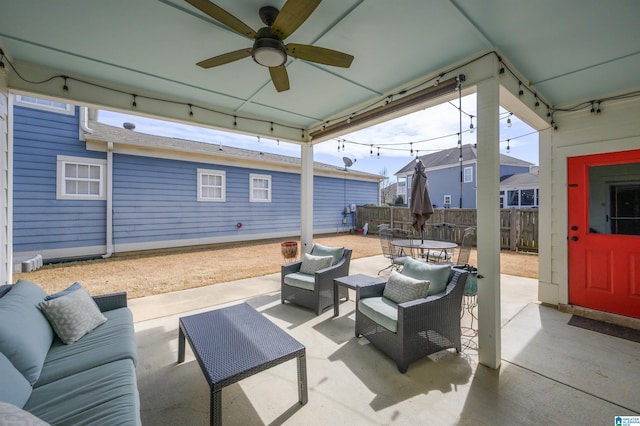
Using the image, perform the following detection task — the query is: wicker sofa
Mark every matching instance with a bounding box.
[0,279,140,425]
[281,245,352,315]
[355,262,468,373]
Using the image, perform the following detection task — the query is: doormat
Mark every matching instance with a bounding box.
[568,315,640,344]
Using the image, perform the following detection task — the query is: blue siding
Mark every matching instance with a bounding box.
[12,104,379,259]
[425,166,476,209]
[500,165,530,177]
[314,176,378,230]
[13,106,107,254]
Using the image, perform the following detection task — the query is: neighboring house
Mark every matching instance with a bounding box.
[12,98,381,264]
[380,181,398,205]
[395,144,535,208]
[500,167,539,208]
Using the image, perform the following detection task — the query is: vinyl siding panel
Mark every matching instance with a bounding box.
[313,176,378,231]
[12,106,106,255]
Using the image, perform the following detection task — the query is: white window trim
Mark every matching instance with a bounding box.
[463,166,473,183]
[444,194,452,205]
[197,168,226,202]
[56,155,107,200]
[15,95,74,115]
[250,173,272,203]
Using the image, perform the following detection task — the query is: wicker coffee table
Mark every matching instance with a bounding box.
[178,303,308,425]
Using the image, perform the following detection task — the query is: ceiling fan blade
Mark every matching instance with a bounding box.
[286,44,354,68]
[271,0,321,40]
[269,66,290,92]
[185,0,257,39]
[197,48,252,68]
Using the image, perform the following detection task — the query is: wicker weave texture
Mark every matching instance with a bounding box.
[281,249,352,315]
[355,268,468,373]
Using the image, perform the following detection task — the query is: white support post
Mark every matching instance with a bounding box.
[476,77,502,369]
[0,72,10,284]
[300,143,314,254]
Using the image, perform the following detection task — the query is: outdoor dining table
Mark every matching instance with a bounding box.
[391,239,458,261]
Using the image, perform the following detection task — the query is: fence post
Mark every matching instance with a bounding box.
[509,207,518,251]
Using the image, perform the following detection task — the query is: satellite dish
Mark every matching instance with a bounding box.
[342,157,356,169]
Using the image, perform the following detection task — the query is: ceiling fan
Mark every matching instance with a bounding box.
[185,0,354,92]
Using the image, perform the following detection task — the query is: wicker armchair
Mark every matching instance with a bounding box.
[281,248,352,315]
[355,267,468,373]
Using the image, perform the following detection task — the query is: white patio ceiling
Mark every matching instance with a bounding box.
[1,0,639,144]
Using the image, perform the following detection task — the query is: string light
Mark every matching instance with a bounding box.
[131,95,137,109]
[518,81,524,97]
[233,116,237,126]
[62,76,69,94]
[377,147,380,159]
[257,135,261,143]
[188,104,193,117]
[337,141,341,152]
[457,132,462,147]
[410,142,413,156]
[507,112,513,127]
[469,115,474,133]
[270,122,274,132]
[506,139,511,153]
[370,145,373,157]
[534,95,540,108]
[341,140,345,151]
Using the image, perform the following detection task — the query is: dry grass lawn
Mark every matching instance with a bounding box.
[14,234,538,299]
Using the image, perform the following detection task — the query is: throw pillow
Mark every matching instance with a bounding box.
[0,402,50,426]
[299,253,334,275]
[0,279,54,385]
[39,287,107,345]
[45,281,82,300]
[383,270,430,304]
[401,257,451,295]
[311,243,344,265]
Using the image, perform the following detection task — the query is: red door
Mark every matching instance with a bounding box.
[568,150,640,319]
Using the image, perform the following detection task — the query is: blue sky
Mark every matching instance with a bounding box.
[98,93,539,182]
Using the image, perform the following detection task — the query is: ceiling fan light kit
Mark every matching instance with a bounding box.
[185,0,353,92]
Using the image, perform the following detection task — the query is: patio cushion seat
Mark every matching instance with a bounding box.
[36,307,138,387]
[283,272,316,291]
[401,257,451,295]
[24,359,140,426]
[0,352,32,408]
[358,297,399,333]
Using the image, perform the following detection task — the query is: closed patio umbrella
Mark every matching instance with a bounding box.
[411,159,434,242]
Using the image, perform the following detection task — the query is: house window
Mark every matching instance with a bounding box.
[56,156,106,200]
[444,194,452,206]
[197,169,225,202]
[15,95,74,115]
[463,166,473,183]
[250,174,271,202]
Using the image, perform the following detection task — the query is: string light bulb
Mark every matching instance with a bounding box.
[518,81,524,97]
[131,95,137,109]
[469,116,474,133]
[507,112,513,127]
[377,147,380,159]
[0,60,5,76]
[370,145,373,157]
[410,143,413,156]
[506,139,511,153]
[337,141,341,152]
[534,95,540,108]
[188,104,194,117]
[62,76,69,94]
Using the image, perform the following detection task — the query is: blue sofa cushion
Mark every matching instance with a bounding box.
[36,308,138,387]
[311,244,344,265]
[24,359,141,426]
[401,257,451,295]
[358,297,399,333]
[0,279,54,385]
[283,272,315,291]
[0,352,32,408]
[45,282,82,300]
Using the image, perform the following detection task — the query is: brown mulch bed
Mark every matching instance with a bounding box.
[13,234,538,299]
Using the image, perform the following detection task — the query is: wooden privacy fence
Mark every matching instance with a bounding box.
[356,206,538,253]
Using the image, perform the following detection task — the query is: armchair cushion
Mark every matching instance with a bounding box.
[311,244,345,265]
[383,270,430,304]
[45,281,82,300]
[0,352,32,408]
[358,297,398,333]
[299,253,334,274]
[283,272,316,291]
[401,257,451,295]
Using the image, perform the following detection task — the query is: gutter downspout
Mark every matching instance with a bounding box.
[80,107,113,259]
[103,141,114,258]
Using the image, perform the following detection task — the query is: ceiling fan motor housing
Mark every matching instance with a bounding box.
[252,28,287,67]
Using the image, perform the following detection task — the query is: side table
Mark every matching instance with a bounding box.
[333,274,386,317]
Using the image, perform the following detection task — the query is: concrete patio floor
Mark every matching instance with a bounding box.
[130,255,640,425]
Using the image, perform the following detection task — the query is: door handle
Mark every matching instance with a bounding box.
[571,236,579,242]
